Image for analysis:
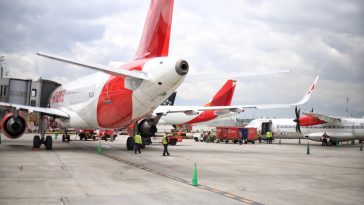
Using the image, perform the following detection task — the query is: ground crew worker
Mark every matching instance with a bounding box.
[162,133,170,156]
[266,131,272,144]
[258,132,262,143]
[321,132,328,146]
[133,133,142,154]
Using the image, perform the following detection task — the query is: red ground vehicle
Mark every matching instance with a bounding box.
[97,129,118,141]
[216,127,257,144]
[240,127,257,144]
[168,131,185,145]
[78,129,96,141]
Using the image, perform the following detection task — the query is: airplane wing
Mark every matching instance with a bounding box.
[37,52,149,80]
[0,102,69,118]
[302,112,341,123]
[184,69,290,82]
[154,76,319,115]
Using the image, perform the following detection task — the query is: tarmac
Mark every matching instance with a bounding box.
[0,133,363,205]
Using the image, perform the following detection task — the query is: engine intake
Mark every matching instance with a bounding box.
[138,119,157,138]
[1,112,27,139]
[175,59,189,76]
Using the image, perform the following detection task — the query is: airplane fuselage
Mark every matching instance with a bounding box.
[50,57,187,129]
[247,118,364,142]
[158,109,232,125]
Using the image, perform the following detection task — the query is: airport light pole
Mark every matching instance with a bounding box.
[346,97,350,117]
[0,56,4,78]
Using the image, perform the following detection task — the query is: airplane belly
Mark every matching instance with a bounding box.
[159,113,195,125]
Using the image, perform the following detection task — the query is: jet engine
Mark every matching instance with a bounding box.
[1,112,27,139]
[138,119,157,138]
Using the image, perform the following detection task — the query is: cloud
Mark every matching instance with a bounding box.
[0,0,363,117]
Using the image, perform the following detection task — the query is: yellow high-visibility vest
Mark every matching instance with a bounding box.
[134,134,142,144]
[162,135,168,145]
[266,132,272,138]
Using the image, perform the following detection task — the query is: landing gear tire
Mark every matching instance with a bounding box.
[126,137,134,150]
[33,135,41,148]
[169,138,177,146]
[45,135,53,150]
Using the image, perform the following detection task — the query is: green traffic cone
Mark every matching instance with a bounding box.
[360,144,362,151]
[192,163,198,186]
[306,142,310,155]
[97,141,102,155]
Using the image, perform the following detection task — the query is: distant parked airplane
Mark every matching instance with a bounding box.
[246,108,364,145]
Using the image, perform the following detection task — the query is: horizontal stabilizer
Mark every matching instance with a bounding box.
[37,52,149,80]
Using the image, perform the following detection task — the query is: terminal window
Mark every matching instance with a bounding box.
[30,100,36,106]
[31,89,37,97]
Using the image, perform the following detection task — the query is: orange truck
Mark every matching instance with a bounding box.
[168,131,185,145]
[78,129,96,141]
[216,127,257,144]
[97,129,118,141]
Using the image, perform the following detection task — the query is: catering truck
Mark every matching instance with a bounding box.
[216,127,257,144]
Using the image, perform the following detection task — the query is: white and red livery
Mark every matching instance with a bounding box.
[0,0,189,150]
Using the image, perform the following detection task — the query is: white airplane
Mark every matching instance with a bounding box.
[246,108,364,145]
[132,76,319,146]
[0,0,189,150]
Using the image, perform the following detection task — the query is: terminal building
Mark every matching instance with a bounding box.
[0,77,60,108]
[0,74,61,132]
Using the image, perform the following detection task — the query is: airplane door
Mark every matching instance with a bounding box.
[100,79,112,104]
[261,121,272,135]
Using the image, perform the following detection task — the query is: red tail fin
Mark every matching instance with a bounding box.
[205,80,236,106]
[134,0,174,60]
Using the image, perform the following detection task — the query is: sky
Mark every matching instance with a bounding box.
[0,0,363,119]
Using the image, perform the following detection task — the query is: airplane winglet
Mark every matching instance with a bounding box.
[292,75,319,106]
[37,52,149,80]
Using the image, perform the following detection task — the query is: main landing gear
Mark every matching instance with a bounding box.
[31,114,70,150]
[33,135,53,150]
[32,114,54,150]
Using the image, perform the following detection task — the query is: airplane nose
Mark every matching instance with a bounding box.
[175,59,189,76]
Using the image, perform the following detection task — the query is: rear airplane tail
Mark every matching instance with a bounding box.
[205,80,236,106]
[134,0,174,60]
[160,92,177,106]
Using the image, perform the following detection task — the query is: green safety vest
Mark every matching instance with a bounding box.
[162,135,168,144]
[134,134,142,144]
